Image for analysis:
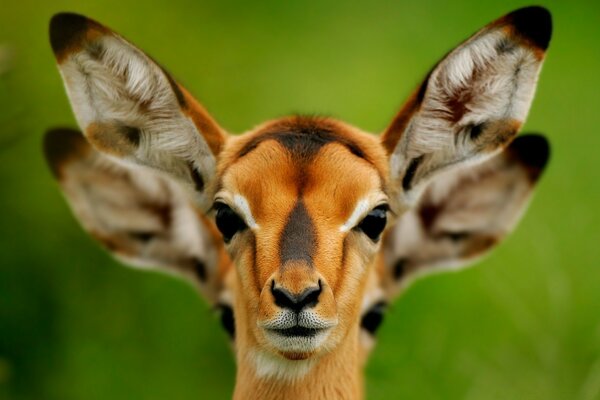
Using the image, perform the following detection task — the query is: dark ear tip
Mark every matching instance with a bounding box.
[507,6,552,50]
[509,134,550,178]
[49,12,91,57]
[43,128,89,178]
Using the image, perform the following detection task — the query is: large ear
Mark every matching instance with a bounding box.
[49,13,226,210]
[380,134,549,299]
[382,7,552,205]
[43,128,230,304]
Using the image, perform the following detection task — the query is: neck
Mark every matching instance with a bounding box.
[233,327,363,400]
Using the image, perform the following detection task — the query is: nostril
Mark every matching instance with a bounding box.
[296,280,322,309]
[271,280,322,312]
[271,281,298,310]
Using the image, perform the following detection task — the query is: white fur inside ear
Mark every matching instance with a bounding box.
[60,35,175,132]
[58,143,224,302]
[390,26,544,205]
[383,141,541,301]
[58,33,217,209]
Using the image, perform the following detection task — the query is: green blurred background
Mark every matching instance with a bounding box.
[1,0,599,399]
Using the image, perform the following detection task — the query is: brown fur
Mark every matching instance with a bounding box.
[46,7,552,400]
[180,86,227,156]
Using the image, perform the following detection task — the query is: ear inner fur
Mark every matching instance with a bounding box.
[381,6,552,205]
[49,12,227,210]
[381,133,550,299]
[43,127,230,304]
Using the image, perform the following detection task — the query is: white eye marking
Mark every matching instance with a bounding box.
[340,199,370,233]
[233,194,259,230]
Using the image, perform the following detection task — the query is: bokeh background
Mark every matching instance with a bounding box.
[1,0,599,399]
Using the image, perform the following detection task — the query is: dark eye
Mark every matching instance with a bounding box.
[214,202,247,243]
[217,304,235,339]
[356,205,388,241]
[361,301,387,335]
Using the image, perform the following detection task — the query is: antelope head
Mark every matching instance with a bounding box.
[45,6,552,399]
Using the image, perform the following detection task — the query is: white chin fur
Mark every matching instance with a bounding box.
[249,349,318,382]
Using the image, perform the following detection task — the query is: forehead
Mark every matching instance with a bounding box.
[218,117,388,218]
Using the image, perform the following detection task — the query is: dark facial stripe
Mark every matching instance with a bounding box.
[279,200,316,266]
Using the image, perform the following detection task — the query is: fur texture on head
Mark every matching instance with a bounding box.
[45,7,552,400]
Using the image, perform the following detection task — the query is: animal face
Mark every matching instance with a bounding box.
[44,6,552,391]
[214,118,390,359]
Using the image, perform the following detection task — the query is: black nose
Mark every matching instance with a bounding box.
[271,280,322,312]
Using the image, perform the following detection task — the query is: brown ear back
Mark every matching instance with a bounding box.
[49,13,227,210]
[382,6,551,205]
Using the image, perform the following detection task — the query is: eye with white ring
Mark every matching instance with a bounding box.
[214,202,247,243]
[354,205,388,242]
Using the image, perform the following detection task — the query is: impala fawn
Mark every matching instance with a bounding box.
[45,6,552,399]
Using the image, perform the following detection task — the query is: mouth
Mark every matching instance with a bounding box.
[259,310,338,355]
[267,326,323,338]
[263,326,330,356]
